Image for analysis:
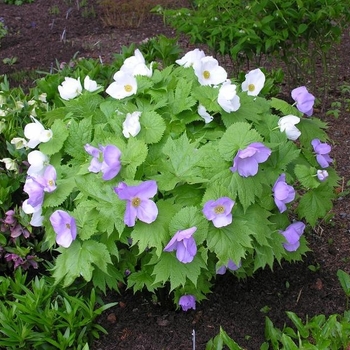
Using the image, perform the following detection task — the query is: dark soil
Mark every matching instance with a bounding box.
[1,1,350,349]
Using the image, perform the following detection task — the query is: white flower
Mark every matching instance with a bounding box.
[24,116,53,149]
[122,111,142,138]
[22,200,43,227]
[218,81,241,113]
[317,170,329,182]
[176,49,205,67]
[11,137,27,149]
[0,158,18,172]
[278,115,301,141]
[84,76,100,92]
[106,71,137,100]
[198,105,213,123]
[58,77,82,100]
[241,68,265,96]
[120,49,153,77]
[193,56,227,86]
[38,93,47,103]
[27,150,49,176]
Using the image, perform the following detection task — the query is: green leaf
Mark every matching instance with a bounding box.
[191,85,220,112]
[298,118,328,147]
[219,122,263,161]
[39,119,69,155]
[121,137,148,179]
[161,133,206,184]
[152,252,207,292]
[294,164,320,189]
[64,117,92,161]
[337,269,350,296]
[53,240,112,286]
[73,204,98,240]
[169,77,197,115]
[270,97,301,117]
[296,187,334,226]
[43,177,76,208]
[127,270,158,293]
[138,110,166,144]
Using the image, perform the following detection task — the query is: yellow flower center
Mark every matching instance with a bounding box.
[248,83,255,92]
[124,84,133,92]
[203,70,210,80]
[48,180,54,186]
[132,197,141,207]
[214,205,225,214]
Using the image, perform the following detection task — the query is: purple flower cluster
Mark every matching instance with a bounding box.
[311,139,333,168]
[163,227,197,263]
[273,174,295,213]
[230,142,271,177]
[85,144,122,180]
[1,209,30,239]
[291,86,315,116]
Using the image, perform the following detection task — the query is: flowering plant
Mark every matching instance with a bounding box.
[13,49,338,307]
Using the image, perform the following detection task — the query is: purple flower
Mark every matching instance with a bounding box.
[23,177,45,208]
[272,174,295,213]
[291,86,315,116]
[317,169,329,182]
[230,142,271,177]
[279,221,305,252]
[202,197,235,228]
[114,180,158,227]
[4,210,16,225]
[11,224,30,239]
[311,139,333,168]
[49,210,77,248]
[179,295,196,311]
[5,253,24,269]
[216,259,241,275]
[163,227,197,263]
[85,144,122,180]
[35,165,57,193]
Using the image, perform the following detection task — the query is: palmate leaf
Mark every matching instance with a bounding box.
[191,85,220,112]
[298,118,329,146]
[64,117,93,161]
[218,122,263,161]
[53,240,112,287]
[152,251,207,292]
[127,268,161,293]
[169,77,197,115]
[72,203,99,240]
[138,110,166,144]
[39,119,69,156]
[161,133,206,184]
[296,186,335,227]
[294,164,320,189]
[270,97,301,117]
[43,177,76,208]
[206,217,253,265]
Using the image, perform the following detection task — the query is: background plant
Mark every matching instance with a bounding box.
[158,0,350,97]
[0,17,7,47]
[0,269,117,349]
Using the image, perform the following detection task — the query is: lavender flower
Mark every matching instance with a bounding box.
[114,180,158,227]
[291,86,315,116]
[163,227,197,263]
[179,295,196,311]
[279,221,305,252]
[273,174,295,213]
[85,144,122,180]
[216,259,241,275]
[317,169,329,182]
[230,142,271,177]
[23,177,45,208]
[311,139,333,168]
[49,210,77,248]
[202,197,235,228]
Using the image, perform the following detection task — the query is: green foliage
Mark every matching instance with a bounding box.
[0,17,7,47]
[0,269,117,349]
[206,326,244,350]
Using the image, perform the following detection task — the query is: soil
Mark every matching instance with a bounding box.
[1,1,350,349]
